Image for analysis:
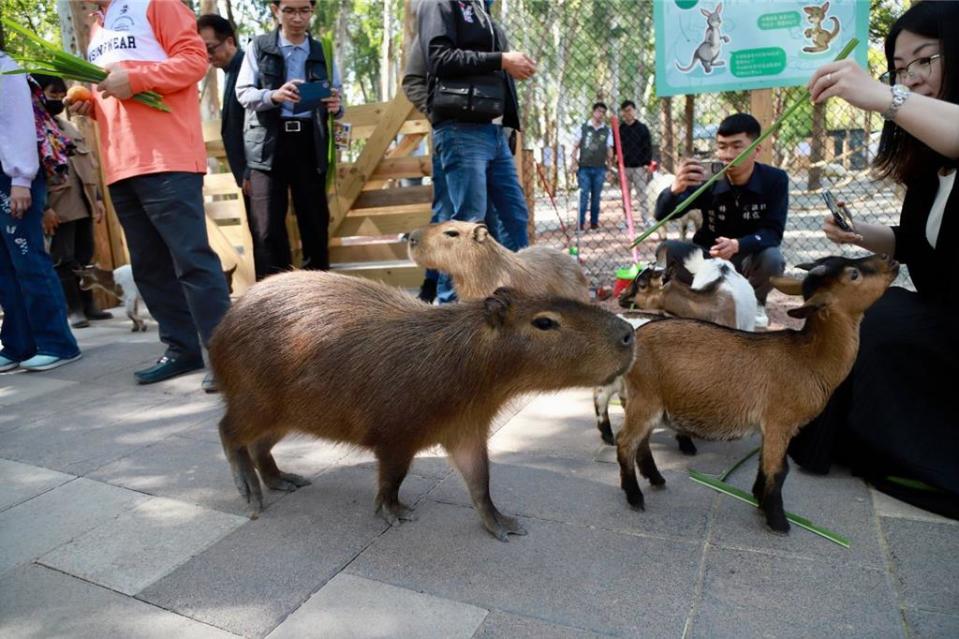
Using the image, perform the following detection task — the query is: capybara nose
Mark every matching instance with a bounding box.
[621,327,635,348]
[401,232,411,242]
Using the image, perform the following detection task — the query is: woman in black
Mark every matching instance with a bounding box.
[788,1,959,518]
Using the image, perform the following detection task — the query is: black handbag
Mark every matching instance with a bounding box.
[430,73,506,123]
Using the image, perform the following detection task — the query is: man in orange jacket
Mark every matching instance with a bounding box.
[69,0,231,391]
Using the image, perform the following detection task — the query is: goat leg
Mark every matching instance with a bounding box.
[676,433,697,455]
[616,427,647,510]
[758,433,791,533]
[373,447,417,525]
[446,437,525,541]
[593,387,615,445]
[636,433,666,486]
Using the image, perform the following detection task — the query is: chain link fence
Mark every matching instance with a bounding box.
[495,0,909,292]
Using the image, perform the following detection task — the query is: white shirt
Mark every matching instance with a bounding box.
[572,120,614,147]
[0,52,39,188]
[926,169,955,249]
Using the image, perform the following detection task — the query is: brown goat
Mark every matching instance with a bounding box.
[209,270,636,541]
[406,221,590,303]
[617,254,898,533]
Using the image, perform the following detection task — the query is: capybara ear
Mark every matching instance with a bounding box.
[770,276,803,296]
[483,287,515,327]
[473,224,490,243]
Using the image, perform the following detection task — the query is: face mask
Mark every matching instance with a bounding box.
[45,99,65,116]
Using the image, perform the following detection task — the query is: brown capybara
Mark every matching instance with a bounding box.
[209,270,636,541]
[406,220,590,302]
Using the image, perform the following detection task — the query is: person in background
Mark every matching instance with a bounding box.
[235,0,344,279]
[197,14,256,274]
[34,74,112,329]
[570,102,613,231]
[0,51,81,373]
[655,113,788,329]
[68,0,231,390]
[618,99,653,226]
[789,0,959,518]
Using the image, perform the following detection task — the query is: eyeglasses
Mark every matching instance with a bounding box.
[880,53,941,85]
[205,40,226,55]
[280,7,313,17]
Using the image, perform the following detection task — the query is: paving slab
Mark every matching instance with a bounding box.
[473,611,615,638]
[871,488,958,526]
[0,394,222,476]
[428,454,713,542]
[39,495,246,595]
[0,459,74,512]
[0,563,239,639]
[33,341,159,385]
[0,478,147,577]
[89,435,343,516]
[265,573,488,639]
[904,608,959,639]
[708,461,885,568]
[0,374,78,408]
[882,518,959,612]
[347,499,701,638]
[138,464,438,638]
[688,546,905,639]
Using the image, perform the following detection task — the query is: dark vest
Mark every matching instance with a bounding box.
[243,31,331,174]
[579,123,610,167]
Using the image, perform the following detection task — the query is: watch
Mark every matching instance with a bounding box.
[881,84,910,121]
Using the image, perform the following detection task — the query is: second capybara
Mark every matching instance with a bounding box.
[209,270,636,541]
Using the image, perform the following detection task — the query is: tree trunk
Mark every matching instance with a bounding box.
[808,100,826,190]
[380,0,393,102]
[660,97,675,173]
[684,95,695,156]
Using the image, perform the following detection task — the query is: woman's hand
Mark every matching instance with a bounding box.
[808,59,891,113]
[9,186,31,219]
[42,208,60,235]
[823,215,863,245]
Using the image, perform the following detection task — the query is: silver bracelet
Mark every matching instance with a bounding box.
[881,84,910,121]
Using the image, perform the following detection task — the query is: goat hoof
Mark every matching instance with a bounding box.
[601,432,615,446]
[625,492,645,511]
[676,435,697,456]
[766,518,791,535]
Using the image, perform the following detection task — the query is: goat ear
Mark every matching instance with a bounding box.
[483,287,515,327]
[473,224,490,243]
[787,301,825,319]
[770,276,803,296]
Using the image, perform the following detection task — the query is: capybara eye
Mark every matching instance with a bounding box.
[849,269,860,281]
[444,230,460,238]
[531,317,558,331]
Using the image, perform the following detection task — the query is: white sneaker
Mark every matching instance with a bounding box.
[755,305,769,330]
[0,355,19,373]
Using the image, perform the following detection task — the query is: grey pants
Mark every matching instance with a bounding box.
[623,166,650,222]
[733,246,786,306]
[109,172,231,359]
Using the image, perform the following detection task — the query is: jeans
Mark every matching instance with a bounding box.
[0,169,80,361]
[732,246,786,306]
[577,166,606,227]
[109,172,231,360]
[432,122,529,303]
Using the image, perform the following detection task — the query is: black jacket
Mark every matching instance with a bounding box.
[417,0,521,130]
[893,170,959,308]
[221,49,247,186]
[619,120,652,168]
[655,162,789,255]
[243,31,332,174]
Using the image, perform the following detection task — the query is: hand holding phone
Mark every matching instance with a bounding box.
[822,190,855,232]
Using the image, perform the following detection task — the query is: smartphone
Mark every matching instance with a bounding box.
[705,160,724,178]
[822,190,855,232]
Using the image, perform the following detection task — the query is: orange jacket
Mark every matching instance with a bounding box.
[89,0,207,185]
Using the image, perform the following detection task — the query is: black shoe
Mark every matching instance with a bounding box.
[590,223,599,230]
[85,309,114,321]
[69,312,91,329]
[201,372,219,393]
[134,355,204,385]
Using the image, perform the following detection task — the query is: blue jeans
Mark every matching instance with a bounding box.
[578,166,606,227]
[109,172,231,360]
[433,122,529,303]
[0,169,80,361]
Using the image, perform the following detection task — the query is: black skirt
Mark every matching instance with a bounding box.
[788,286,959,519]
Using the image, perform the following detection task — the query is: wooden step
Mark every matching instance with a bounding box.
[330,259,423,288]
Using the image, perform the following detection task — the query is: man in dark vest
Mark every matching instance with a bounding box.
[235,0,343,279]
[570,102,613,230]
[198,14,256,272]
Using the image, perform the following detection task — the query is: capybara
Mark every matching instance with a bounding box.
[406,220,590,303]
[209,270,636,541]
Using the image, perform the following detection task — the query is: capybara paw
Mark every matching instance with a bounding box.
[496,514,527,536]
[263,472,311,492]
[376,502,417,526]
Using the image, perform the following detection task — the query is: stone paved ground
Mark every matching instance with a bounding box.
[1,312,957,638]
